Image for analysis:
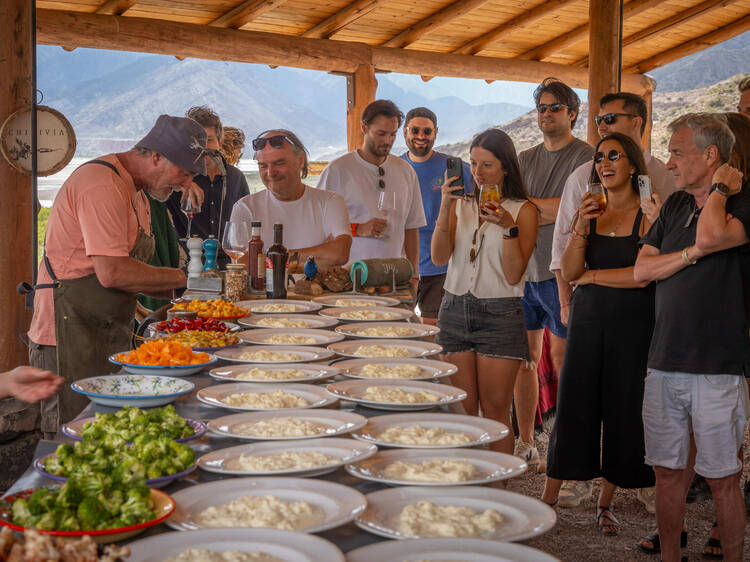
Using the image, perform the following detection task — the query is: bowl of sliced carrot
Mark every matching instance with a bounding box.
[109,340,218,376]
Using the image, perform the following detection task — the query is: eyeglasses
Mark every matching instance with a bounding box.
[593,149,626,164]
[469,227,485,264]
[409,126,433,135]
[594,112,639,126]
[377,166,385,190]
[251,134,298,151]
[536,103,567,114]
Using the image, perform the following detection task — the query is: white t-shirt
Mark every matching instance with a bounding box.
[317,151,427,264]
[229,186,351,251]
[549,150,676,271]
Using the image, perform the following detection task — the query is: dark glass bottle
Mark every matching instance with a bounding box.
[248,221,265,291]
[265,223,288,299]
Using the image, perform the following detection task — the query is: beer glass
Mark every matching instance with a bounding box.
[587,182,607,215]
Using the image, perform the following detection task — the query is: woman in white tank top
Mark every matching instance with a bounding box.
[431,129,538,455]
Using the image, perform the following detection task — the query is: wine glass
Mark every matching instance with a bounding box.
[586,182,607,215]
[479,184,501,213]
[180,197,201,242]
[376,190,395,239]
[221,221,250,265]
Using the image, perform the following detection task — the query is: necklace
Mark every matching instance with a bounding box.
[603,205,639,237]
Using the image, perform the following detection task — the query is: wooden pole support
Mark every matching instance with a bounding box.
[346,65,377,152]
[587,0,622,144]
[641,88,653,152]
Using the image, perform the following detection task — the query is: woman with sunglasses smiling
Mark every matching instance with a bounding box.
[430,128,538,455]
[542,132,655,536]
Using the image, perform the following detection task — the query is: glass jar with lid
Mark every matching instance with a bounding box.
[224,264,247,301]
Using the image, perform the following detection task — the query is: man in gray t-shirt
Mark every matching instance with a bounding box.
[513,78,594,471]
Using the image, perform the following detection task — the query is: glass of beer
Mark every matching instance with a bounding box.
[587,182,607,215]
[479,184,501,213]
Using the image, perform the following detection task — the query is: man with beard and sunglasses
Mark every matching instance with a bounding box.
[318,100,426,288]
[400,107,472,325]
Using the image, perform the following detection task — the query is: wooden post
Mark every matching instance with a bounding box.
[346,64,377,152]
[0,0,33,370]
[587,0,622,144]
[641,87,653,152]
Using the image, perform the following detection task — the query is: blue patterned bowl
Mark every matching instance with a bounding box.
[71,374,195,407]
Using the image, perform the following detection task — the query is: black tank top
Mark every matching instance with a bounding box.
[586,209,644,270]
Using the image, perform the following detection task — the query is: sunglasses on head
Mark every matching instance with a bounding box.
[409,126,433,135]
[593,149,626,164]
[536,103,567,114]
[251,134,298,151]
[594,112,638,126]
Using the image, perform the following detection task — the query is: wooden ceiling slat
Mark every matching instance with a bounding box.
[380,0,491,48]
[95,0,138,15]
[626,12,750,73]
[210,0,292,29]
[301,0,388,39]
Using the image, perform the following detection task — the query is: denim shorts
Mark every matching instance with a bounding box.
[521,278,567,338]
[436,292,529,360]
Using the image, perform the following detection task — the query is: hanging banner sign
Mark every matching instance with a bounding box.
[1,105,76,177]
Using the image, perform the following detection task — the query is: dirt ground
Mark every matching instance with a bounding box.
[499,424,750,561]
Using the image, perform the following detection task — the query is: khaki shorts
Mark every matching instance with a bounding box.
[642,369,749,478]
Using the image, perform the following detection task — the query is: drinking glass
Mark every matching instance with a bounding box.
[479,184,501,212]
[180,198,201,241]
[221,221,250,265]
[587,182,607,215]
[376,190,395,239]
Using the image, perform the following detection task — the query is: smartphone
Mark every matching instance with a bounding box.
[638,175,652,202]
[446,157,465,196]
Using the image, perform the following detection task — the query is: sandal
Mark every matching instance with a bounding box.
[702,521,723,560]
[636,530,688,554]
[543,499,558,509]
[596,505,619,536]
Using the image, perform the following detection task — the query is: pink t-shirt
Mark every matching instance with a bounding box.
[28,155,151,346]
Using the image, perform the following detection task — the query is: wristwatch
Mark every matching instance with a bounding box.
[710,182,732,197]
[503,225,519,240]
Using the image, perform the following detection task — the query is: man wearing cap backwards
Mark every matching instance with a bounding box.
[24,114,206,433]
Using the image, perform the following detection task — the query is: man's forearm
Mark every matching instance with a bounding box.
[634,246,700,283]
[529,196,561,226]
[93,256,186,293]
[696,192,749,252]
[291,235,352,269]
[404,229,420,275]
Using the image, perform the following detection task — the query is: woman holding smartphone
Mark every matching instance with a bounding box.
[541,132,655,535]
[431,128,537,455]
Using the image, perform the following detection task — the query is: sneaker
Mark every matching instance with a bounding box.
[514,440,540,468]
[637,486,656,514]
[558,480,593,508]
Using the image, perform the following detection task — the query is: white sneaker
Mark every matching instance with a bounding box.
[558,480,593,508]
[636,487,655,514]
[514,440,540,468]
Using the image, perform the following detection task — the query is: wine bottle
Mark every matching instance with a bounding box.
[248,221,265,291]
[265,223,288,299]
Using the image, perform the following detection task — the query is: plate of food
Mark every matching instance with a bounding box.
[239,299,322,314]
[346,538,559,562]
[213,345,334,364]
[198,438,377,477]
[238,328,344,346]
[0,528,132,562]
[197,383,338,412]
[150,316,240,336]
[110,341,217,376]
[354,486,556,542]
[150,330,240,352]
[170,298,251,319]
[238,313,339,329]
[327,339,442,359]
[71,375,195,408]
[126,528,345,562]
[352,412,509,449]
[336,357,457,381]
[345,448,526,486]
[311,295,400,308]
[335,321,439,339]
[206,409,367,441]
[165,477,366,534]
[319,306,413,322]
[61,404,204,443]
[208,363,341,384]
[326,380,466,411]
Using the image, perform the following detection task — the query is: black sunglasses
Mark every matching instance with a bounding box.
[409,126,433,135]
[252,134,298,151]
[536,103,567,114]
[377,166,385,190]
[594,112,638,126]
[593,149,626,164]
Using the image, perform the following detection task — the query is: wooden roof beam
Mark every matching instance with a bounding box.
[452,0,578,56]
[302,0,387,40]
[381,0,490,49]
[573,0,739,67]
[96,0,139,16]
[210,0,291,29]
[625,13,750,74]
[519,0,663,61]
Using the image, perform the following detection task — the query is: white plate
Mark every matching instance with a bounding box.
[327,339,442,359]
[208,363,341,383]
[206,409,368,440]
[166,477,367,533]
[327,380,466,411]
[71,375,195,408]
[346,448,526,486]
[335,321,439,339]
[352,412,509,449]
[198,438,377,477]
[128,528,344,562]
[197,382,338,412]
[108,354,218,376]
[355,486,556,541]
[336,357,457,381]
[319,306,414,322]
[239,299,322,314]
[346,538,560,562]
[312,295,400,308]
[214,345,334,363]
[239,328,345,346]
[238,313,339,329]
